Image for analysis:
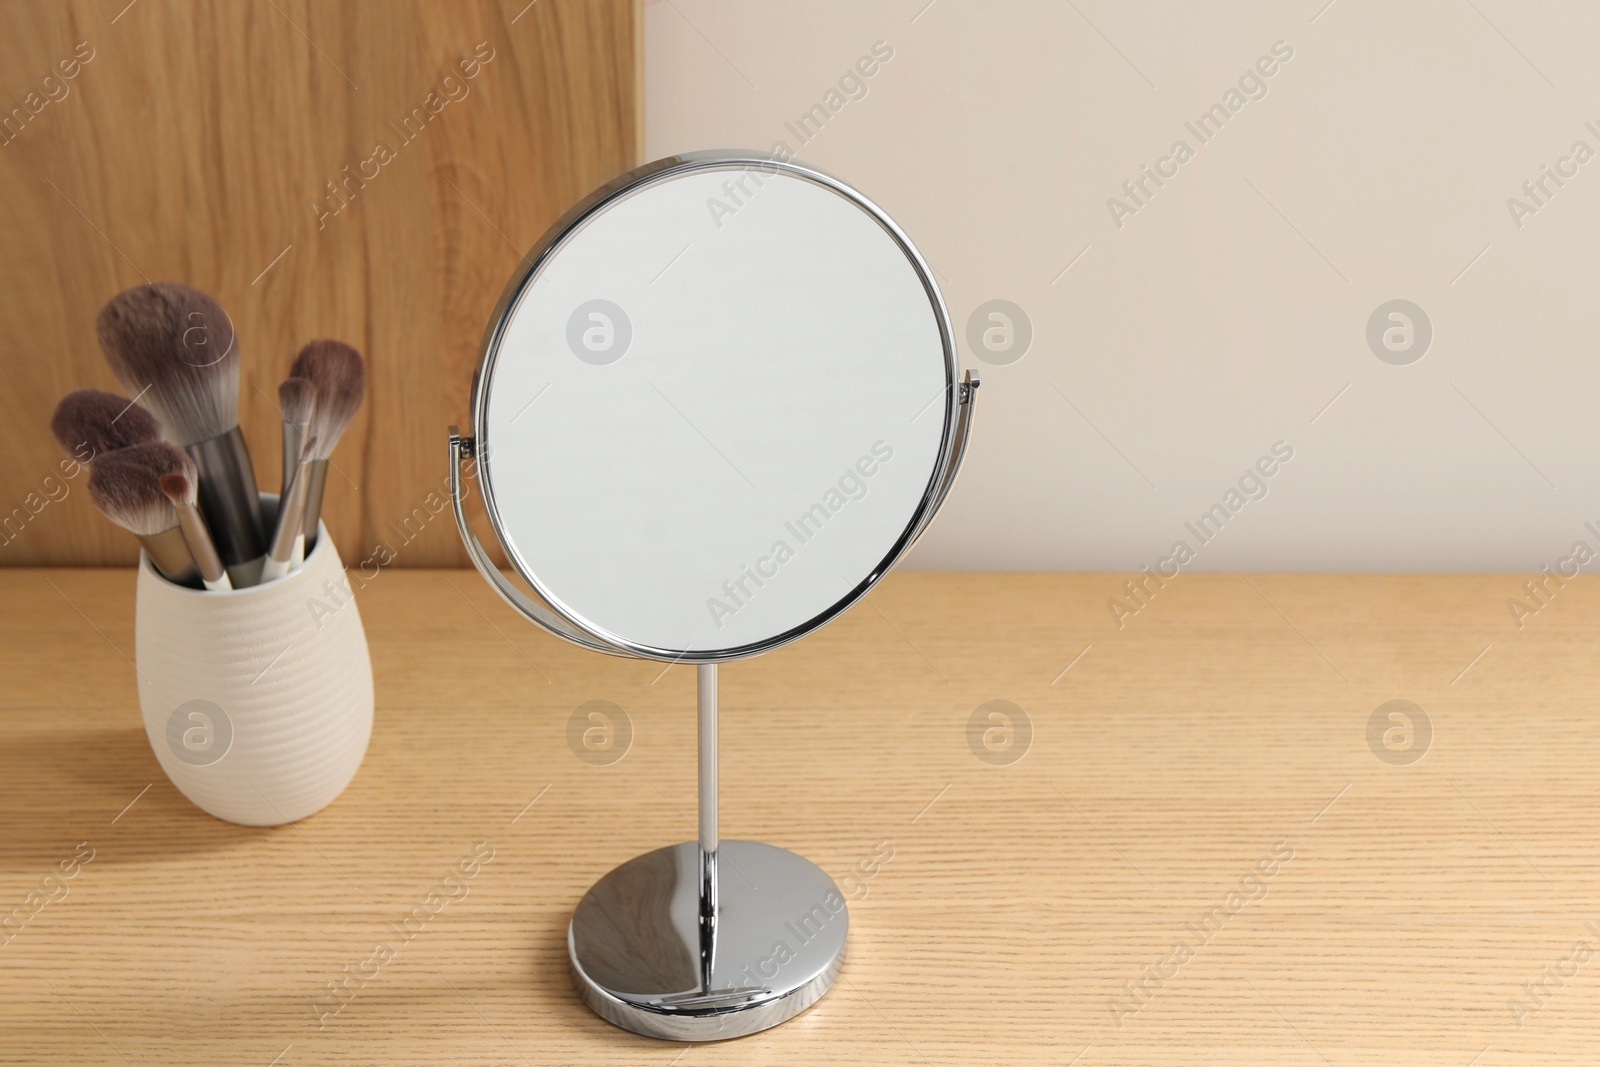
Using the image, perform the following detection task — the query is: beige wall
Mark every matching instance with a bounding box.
[646,0,1600,571]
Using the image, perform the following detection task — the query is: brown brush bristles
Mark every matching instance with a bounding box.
[278,376,315,426]
[50,389,162,461]
[95,283,239,446]
[289,340,364,460]
[88,442,195,537]
[158,470,196,508]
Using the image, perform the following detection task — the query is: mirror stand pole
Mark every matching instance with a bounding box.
[567,658,846,1040]
[697,663,719,994]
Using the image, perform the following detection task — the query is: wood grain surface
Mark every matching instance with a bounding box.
[2,568,1597,1064]
[0,0,639,567]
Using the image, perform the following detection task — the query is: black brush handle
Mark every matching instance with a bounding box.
[186,426,265,570]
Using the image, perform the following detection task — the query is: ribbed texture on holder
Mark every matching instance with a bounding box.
[134,526,373,826]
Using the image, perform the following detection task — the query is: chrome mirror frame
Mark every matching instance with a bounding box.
[449,150,977,665]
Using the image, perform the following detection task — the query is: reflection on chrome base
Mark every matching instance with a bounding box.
[568,840,848,1041]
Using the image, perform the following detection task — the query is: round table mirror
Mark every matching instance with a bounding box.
[449,152,977,1040]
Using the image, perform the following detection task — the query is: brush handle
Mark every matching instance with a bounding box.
[137,527,201,588]
[186,427,265,575]
[299,459,329,551]
[174,501,230,590]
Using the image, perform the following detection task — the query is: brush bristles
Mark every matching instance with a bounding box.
[88,442,194,537]
[278,376,315,426]
[50,389,162,460]
[158,470,196,508]
[289,340,364,460]
[95,282,240,446]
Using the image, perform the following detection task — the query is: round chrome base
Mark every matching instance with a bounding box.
[568,840,847,1041]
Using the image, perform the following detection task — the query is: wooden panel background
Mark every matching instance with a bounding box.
[0,0,641,566]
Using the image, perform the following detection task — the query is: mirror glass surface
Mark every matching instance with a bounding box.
[478,159,952,657]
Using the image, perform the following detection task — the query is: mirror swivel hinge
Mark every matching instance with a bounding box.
[958,371,980,404]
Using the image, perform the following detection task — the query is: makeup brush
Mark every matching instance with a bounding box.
[50,389,163,463]
[95,282,265,583]
[261,434,318,583]
[159,470,232,591]
[87,442,201,587]
[288,340,364,551]
[277,377,314,499]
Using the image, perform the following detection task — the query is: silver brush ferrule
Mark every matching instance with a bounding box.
[173,504,227,587]
[300,459,330,550]
[281,420,307,499]
[138,526,201,588]
[186,426,265,570]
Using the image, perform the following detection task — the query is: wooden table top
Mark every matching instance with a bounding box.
[2,568,1596,1065]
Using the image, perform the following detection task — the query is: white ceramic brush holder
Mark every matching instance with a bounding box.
[134,509,372,826]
